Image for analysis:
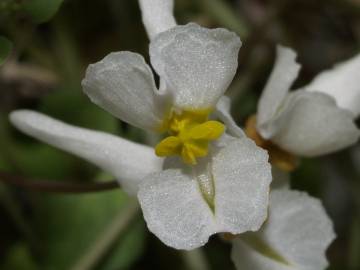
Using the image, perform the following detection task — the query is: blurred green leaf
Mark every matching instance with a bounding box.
[194,0,249,38]
[100,218,146,270]
[13,144,74,179]
[40,88,119,133]
[0,155,9,171]
[32,190,145,270]
[0,36,12,65]
[23,0,64,24]
[292,158,323,196]
[1,242,38,270]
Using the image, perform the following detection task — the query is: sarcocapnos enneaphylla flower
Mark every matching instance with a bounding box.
[231,189,335,270]
[237,45,360,171]
[9,0,272,250]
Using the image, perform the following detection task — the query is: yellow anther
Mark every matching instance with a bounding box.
[187,121,225,140]
[155,136,181,156]
[155,110,225,165]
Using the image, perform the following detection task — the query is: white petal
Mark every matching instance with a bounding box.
[138,137,271,250]
[232,190,336,270]
[139,0,176,40]
[231,240,293,270]
[265,190,335,269]
[271,91,360,156]
[214,96,245,138]
[213,137,271,233]
[257,45,301,139]
[10,110,163,194]
[82,51,168,131]
[150,23,241,109]
[305,53,360,118]
[138,169,217,250]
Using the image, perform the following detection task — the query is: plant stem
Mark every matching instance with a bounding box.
[70,199,140,270]
[0,171,119,193]
[195,0,250,38]
[181,248,210,270]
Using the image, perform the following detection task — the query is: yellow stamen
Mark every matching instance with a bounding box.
[155,136,181,156]
[244,115,298,172]
[155,110,225,165]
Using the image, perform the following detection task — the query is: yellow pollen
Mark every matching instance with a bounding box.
[155,110,225,165]
[245,115,298,172]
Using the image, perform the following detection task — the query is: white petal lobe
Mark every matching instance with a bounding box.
[271,91,360,156]
[82,51,167,131]
[139,0,177,40]
[265,190,335,270]
[215,96,245,138]
[305,53,360,118]
[231,240,293,270]
[257,45,301,139]
[213,137,271,233]
[138,137,271,250]
[138,169,216,250]
[231,190,336,270]
[150,23,241,109]
[10,110,163,194]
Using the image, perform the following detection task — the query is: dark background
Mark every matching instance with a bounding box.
[0,0,359,269]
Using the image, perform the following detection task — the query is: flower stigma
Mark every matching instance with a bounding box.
[155,110,225,165]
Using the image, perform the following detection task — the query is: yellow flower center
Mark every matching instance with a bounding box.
[244,115,298,172]
[155,110,225,165]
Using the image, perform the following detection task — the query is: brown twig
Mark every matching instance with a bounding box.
[0,171,119,193]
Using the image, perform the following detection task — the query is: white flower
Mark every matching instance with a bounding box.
[138,0,176,40]
[9,1,272,250]
[231,189,336,270]
[253,45,360,157]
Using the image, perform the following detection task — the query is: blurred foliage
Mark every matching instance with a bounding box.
[0,0,360,269]
[23,0,64,24]
[0,36,12,65]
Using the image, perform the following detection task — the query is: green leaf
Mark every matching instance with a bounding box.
[23,0,64,24]
[32,191,145,270]
[100,218,146,270]
[40,88,119,134]
[13,143,75,179]
[0,36,12,65]
[1,242,38,270]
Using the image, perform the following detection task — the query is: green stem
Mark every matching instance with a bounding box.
[181,248,210,270]
[70,199,140,270]
[194,0,250,38]
[0,170,119,193]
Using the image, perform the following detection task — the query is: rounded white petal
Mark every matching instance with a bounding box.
[214,96,245,138]
[271,91,360,156]
[266,190,335,269]
[138,169,217,250]
[257,45,301,139]
[305,53,360,118]
[150,23,241,109]
[213,137,271,233]
[232,240,293,270]
[82,51,168,131]
[10,110,163,194]
[138,137,271,250]
[139,0,176,40]
[232,190,336,270]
